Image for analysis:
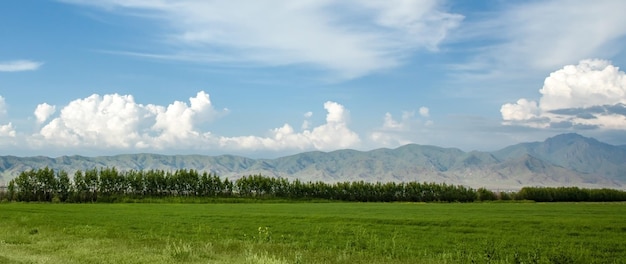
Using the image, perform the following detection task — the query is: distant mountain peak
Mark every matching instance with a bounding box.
[545,132,593,143]
[541,133,608,152]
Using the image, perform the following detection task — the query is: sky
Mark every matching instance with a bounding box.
[1,0,626,158]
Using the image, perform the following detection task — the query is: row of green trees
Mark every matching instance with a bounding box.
[1,167,477,202]
[515,186,626,202]
[1,167,625,203]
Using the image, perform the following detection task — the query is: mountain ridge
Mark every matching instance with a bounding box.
[1,133,625,189]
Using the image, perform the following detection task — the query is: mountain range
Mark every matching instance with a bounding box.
[1,133,625,190]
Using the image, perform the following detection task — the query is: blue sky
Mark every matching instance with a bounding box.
[1,0,626,157]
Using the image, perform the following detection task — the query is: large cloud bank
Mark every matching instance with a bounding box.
[62,0,462,79]
[16,91,360,153]
[38,92,223,149]
[501,59,626,130]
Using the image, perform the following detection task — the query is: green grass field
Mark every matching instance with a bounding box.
[1,202,625,264]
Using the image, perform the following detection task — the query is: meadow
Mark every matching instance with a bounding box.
[0,202,625,264]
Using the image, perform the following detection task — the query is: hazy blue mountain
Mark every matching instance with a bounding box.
[1,133,625,189]
[451,151,499,169]
[493,133,626,182]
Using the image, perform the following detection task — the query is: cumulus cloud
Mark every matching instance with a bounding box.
[500,99,540,122]
[34,103,56,124]
[37,91,227,149]
[39,93,150,148]
[62,0,462,79]
[459,0,626,75]
[501,59,626,129]
[371,109,432,146]
[0,96,16,137]
[419,107,430,117]
[382,112,404,130]
[150,91,226,145]
[309,102,360,149]
[0,60,43,72]
[219,101,360,151]
[0,123,16,137]
[27,91,360,153]
[301,111,313,130]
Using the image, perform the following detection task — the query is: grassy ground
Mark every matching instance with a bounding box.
[0,202,625,263]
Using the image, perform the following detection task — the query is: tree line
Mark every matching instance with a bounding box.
[1,167,625,203]
[514,186,626,202]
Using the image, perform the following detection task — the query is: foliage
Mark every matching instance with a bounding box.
[516,186,626,202]
[477,187,497,201]
[5,168,479,203]
[3,167,626,203]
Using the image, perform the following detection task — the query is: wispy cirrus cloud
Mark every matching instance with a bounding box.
[0,60,43,72]
[61,0,462,80]
[455,0,626,76]
[0,96,7,117]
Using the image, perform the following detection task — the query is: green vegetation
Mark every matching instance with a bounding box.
[3,168,626,263]
[3,167,476,203]
[0,202,625,263]
[516,186,626,202]
[4,168,626,203]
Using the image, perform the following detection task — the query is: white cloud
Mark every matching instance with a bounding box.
[39,93,150,148]
[62,0,462,79]
[309,101,360,149]
[501,99,540,122]
[371,110,433,147]
[301,111,313,130]
[34,103,56,124]
[501,59,626,129]
[540,60,626,110]
[0,96,15,137]
[0,123,16,137]
[382,112,404,130]
[150,91,226,145]
[459,0,626,75]
[23,91,360,153]
[419,107,429,118]
[219,101,360,151]
[37,91,227,149]
[0,60,43,72]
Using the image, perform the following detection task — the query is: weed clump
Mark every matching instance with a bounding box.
[166,240,194,261]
